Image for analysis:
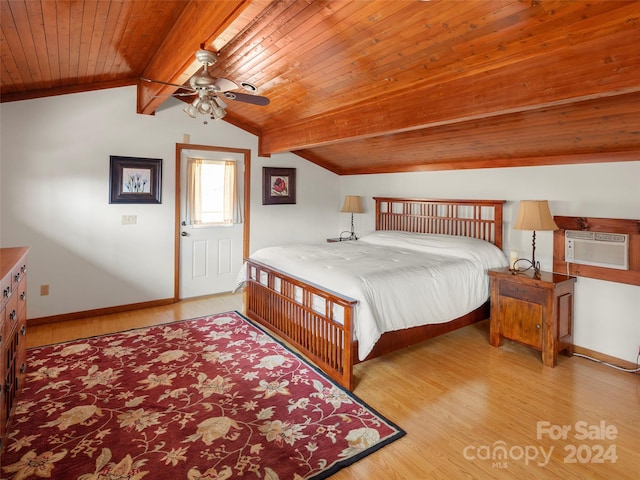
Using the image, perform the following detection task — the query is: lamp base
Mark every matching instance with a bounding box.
[510,258,542,279]
[509,230,542,278]
[339,231,357,241]
[338,213,358,241]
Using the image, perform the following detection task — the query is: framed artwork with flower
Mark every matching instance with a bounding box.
[109,156,162,204]
[262,167,296,205]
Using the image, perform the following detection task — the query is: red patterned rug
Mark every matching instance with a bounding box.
[2,311,404,479]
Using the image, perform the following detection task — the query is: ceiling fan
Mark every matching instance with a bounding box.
[141,49,269,124]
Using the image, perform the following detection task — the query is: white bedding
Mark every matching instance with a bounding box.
[241,231,508,360]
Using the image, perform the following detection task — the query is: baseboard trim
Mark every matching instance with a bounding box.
[573,345,638,371]
[27,297,177,327]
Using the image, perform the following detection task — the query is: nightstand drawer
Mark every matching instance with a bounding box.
[499,281,545,304]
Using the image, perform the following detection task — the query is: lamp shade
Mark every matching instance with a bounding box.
[183,102,198,118]
[340,195,364,214]
[513,200,558,231]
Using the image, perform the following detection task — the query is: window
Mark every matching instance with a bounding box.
[186,158,241,225]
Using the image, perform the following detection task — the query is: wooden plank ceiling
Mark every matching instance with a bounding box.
[2,0,639,174]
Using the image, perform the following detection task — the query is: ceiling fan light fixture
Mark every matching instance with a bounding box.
[196,98,213,114]
[183,101,198,118]
[184,94,227,121]
[211,107,226,120]
[210,97,226,119]
[212,96,227,109]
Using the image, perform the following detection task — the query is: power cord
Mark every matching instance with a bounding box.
[558,262,637,374]
[573,352,640,374]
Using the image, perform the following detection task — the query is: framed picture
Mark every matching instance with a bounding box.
[262,167,296,205]
[109,156,162,204]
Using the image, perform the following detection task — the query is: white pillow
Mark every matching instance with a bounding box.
[359,231,508,270]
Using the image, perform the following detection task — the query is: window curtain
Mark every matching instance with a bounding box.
[186,158,200,225]
[224,160,243,224]
[186,157,242,225]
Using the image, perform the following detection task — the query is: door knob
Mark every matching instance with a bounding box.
[181,231,188,237]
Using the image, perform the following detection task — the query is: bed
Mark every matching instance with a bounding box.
[242,197,506,390]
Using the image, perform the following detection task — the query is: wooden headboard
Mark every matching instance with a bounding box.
[373,197,504,249]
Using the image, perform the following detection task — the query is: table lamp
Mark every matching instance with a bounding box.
[340,195,364,240]
[513,200,558,277]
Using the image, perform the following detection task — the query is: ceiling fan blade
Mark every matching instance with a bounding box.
[151,92,197,98]
[141,77,196,92]
[223,91,270,106]
[211,77,238,92]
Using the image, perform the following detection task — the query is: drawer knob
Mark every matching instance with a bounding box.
[3,287,9,297]
[20,363,26,374]
[21,264,27,273]
[20,291,26,301]
[9,309,17,321]
[20,325,26,336]
[536,324,541,329]
[14,272,20,283]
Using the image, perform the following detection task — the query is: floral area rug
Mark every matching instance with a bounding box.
[2,311,404,479]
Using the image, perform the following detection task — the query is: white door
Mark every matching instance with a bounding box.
[179,150,244,299]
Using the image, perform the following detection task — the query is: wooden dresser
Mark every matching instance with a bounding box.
[1,247,28,455]
[489,267,576,367]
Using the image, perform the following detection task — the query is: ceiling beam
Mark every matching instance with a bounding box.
[136,0,270,115]
[0,78,137,103]
[300,149,640,176]
[339,150,640,175]
[259,30,640,155]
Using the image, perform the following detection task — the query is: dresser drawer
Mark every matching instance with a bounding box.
[499,281,545,304]
[12,261,27,289]
[1,273,10,308]
[3,292,19,341]
[14,274,27,320]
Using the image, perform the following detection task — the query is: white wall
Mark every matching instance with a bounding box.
[0,86,338,318]
[339,163,640,363]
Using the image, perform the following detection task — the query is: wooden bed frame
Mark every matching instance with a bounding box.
[244,197,504,390]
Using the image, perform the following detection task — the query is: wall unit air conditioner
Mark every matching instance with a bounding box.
[565,230,629,270]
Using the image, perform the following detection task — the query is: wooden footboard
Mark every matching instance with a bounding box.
[244,259,358,390]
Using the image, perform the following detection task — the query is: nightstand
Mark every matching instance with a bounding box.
[488,267,576,367]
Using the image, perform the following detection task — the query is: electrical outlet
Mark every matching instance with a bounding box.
[121,215,137,225]
[40,284,49,296]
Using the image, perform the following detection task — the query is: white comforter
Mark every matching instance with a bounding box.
[242,231,508,360]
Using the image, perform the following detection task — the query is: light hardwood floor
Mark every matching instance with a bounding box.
[27,293,639,479]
